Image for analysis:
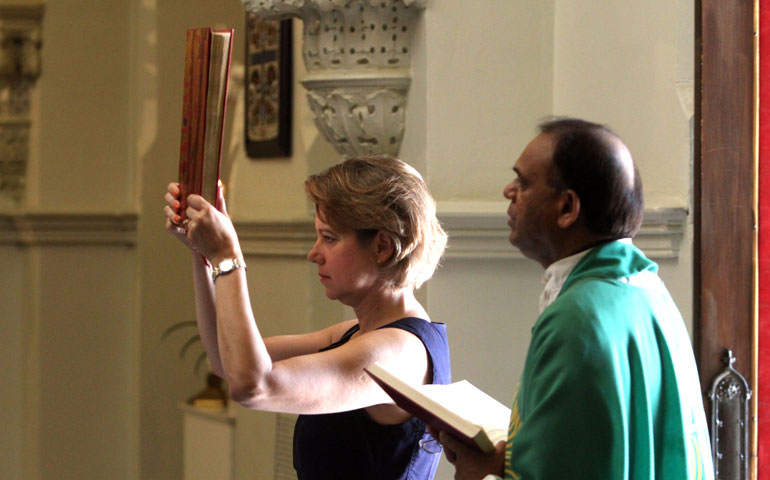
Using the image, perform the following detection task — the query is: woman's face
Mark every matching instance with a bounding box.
[306,214,383,305]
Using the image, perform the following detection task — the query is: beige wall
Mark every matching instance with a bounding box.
[0,0,693,479]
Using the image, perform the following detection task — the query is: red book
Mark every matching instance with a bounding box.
[178,27,234,220]
[365,362,511,453]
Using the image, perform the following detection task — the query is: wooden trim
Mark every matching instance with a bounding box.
[695,0,756,467]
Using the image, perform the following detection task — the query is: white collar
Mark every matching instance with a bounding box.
[538,239,635,314]
[538,249,590,314]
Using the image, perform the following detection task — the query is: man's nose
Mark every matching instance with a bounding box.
[503,181,516,200]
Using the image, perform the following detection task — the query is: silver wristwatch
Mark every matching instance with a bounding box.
[211,258,246,282]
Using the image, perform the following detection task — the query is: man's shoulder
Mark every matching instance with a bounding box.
[533,292,614,349]
[548,274,632,316]
[565,240,657,286]
[536,277,663,345]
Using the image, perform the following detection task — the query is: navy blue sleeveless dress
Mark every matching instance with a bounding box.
[292,317,451,480]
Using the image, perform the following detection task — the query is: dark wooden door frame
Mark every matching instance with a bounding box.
[694,0,757,475]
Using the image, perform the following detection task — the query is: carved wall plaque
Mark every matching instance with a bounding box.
[0,2,43,203]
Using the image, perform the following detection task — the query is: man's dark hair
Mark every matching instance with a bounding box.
[538,117,644,239]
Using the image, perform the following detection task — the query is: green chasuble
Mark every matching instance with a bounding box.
[505,241,713,480]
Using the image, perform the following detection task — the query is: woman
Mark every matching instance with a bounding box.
[164,155,450,479]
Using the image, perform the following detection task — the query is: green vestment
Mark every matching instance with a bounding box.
[505,241,713,480]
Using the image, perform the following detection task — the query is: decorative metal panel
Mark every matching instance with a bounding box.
[709,349,751,480]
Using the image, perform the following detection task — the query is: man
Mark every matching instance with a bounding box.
[438,118,714,479]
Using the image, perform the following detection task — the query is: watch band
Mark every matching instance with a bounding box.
[211,257,246,282]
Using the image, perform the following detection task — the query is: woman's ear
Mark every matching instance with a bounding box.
[557,190,580,229]
[372,230,395,265]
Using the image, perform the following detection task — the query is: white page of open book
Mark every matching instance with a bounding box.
[418,380,511,432]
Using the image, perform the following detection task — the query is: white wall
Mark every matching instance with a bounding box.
[550,0,694,328]
[419,1,555,202]
[553,1,693,209]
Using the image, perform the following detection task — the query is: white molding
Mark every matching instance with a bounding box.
[0,212,137,246]
[632,207,689,259]
[235,205,688,260]
[234,219,316,257]
[437,204,688,260]
[0,207,688,259]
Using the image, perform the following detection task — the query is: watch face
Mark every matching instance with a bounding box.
[219,259,235,271]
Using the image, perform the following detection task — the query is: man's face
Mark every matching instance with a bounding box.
[503,133,563,267]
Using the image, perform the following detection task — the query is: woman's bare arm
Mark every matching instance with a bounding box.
[213,266,429,414]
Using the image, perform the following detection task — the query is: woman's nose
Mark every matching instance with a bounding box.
[307,242,322,264]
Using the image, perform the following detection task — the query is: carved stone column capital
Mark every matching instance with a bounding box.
[0,1,44,203]
[243,0,425,158]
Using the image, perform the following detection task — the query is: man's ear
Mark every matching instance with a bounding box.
[372,230,395,265]
[557,190,580,229]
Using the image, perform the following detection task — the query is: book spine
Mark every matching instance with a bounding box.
[177,28,196,219]
[189,28,210,202]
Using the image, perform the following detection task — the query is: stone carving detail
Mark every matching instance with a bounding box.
[242,0,425,157]
[0,2,44,203]
[304,76,408,156]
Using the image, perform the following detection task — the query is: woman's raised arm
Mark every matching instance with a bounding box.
[212,265,428,414]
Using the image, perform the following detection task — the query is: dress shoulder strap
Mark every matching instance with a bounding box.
[378,317,451,385]
[319,323,360,352]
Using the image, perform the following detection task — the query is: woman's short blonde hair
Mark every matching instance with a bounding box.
[304,155,447,289]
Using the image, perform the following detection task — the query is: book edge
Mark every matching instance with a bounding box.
[365,363,492,449]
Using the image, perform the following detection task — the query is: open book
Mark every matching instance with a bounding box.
[177,27,234,221]
[365,363,511,453]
